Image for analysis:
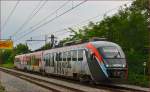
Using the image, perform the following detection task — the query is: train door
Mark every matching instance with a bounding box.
[80,49,91,75]
[72,50,78,74]
[46,53,56,74]
[78,49,84,74]
[50,53,55,73]
[66,51,72,76]
[44,53,52,74]
[62,52,68,76]
[60,52,64,75]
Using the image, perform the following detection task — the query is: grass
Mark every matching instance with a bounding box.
[0,63,14,69]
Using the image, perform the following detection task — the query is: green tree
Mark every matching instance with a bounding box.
[62,0,149,86]
[0,49,13,64]
[14,43,31,55]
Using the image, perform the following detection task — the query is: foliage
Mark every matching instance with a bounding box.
[61,0,149,87]
[0,49,13,64]
[0,43,30,66]
[14,43,31,55]
[128,71,149,87]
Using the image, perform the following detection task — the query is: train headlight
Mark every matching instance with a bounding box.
[106,64,109,67]
[122,64,125,67]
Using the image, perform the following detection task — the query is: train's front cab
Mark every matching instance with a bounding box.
[86,41,128,82]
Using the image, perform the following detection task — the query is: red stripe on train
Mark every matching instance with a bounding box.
[86,43,103,63]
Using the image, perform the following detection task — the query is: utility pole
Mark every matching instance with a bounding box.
[49,34,57,48]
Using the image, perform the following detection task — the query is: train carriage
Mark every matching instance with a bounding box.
[30,51,43,72]
[14,55,22,69]
[14,40,128,82]
[42,43,91,78]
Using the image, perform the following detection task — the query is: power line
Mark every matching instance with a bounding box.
[14,0,70,38]
[30,0,70,29]
[14,0,87,42]
[11,0,43,37]
[15,0,131,43]
[2,0,20,30]
[24,1,130,41]
[11,0,47,37]
[70,1,132,29]
[33,1,132,39]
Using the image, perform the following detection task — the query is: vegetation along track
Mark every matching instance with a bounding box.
[0,67,146,92]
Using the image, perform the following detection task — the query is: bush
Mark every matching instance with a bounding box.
[128,71,149,87]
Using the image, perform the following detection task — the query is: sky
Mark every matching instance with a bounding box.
[1,0,133,50]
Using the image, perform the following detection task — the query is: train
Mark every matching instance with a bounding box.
[14,39,128,82]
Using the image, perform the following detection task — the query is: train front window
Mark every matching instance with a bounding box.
[99,46,122,59]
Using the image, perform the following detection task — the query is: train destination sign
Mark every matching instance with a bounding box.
[0,40,13,49]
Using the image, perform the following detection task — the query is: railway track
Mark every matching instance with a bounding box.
[0,68,85,92]
[0,67,148,92]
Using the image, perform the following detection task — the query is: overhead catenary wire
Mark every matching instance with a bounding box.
[14,0,87,42]
[12,0,70,39]
[67,1,132,30]
[2,0,20,30]
[11,0,47,37]
[29,0,70,29]
[25,1,132,41]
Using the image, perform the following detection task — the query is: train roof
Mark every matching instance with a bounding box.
[90,41,120,48]
[15,41,121,57]
[43,41,121,53]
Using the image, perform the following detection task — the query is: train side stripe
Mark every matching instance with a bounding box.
[86,43,103,63]
[86,43,108,77]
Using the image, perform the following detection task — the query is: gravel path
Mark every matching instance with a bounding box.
[0,71,51,92]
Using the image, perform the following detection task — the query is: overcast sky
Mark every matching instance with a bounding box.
[1,0,133,50]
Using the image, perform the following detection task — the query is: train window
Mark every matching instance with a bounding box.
[56,52,61,61]
[67,51,71,61]
[99,46,122,59]
[33,55,39,66]
[63,52,67,61]
[60,52,63,61]
[27,56,31,65]
[51,53,55,66]
[72,50,77,61]
[67,51,71,68]
[48,53,51,66]
[49,53,52,66]
[78,50,83,61]
[31,55,35,65]
[56,53,58,61]
[45,54,49,66]
[43,56,46,61]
